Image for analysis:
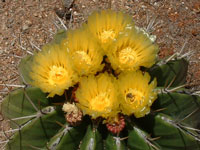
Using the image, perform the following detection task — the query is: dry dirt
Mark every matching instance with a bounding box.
[0,0,200,149]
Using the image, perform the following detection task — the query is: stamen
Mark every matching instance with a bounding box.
[118,47,137,65]
[48,65,68,85]
[74,51,92,65]
[99,30,116,43]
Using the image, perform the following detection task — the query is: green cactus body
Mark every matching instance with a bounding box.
[105,134,126,150]
[2,55,200,150]
[80,125,102,150]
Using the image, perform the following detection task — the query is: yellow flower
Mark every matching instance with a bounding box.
[76,73,119,119]
[86,10,134,52]
[107,29,159,72]
[30,44,78,97]
[61,28,104,76]
[118,71,157,118]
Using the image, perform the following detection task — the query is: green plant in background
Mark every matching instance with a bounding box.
[1,10,200,150]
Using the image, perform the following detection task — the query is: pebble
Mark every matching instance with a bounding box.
[62,0,74,9]
[73,11,78,15]
[22,24,29,31]
[33,12,38,17]
[25,20,32,26]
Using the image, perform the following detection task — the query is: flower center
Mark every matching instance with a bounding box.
[48,65,68,85]
[125,88,145,109]
[118,47,137,65]
[74,51,92,65]
[90,92,111,112]
[99,30,116,43]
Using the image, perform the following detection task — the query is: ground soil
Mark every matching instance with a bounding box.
[0,0,200,149]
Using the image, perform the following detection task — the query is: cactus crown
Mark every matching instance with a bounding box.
[1,10,200,150]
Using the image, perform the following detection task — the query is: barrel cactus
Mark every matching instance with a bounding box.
[1,10,200,150]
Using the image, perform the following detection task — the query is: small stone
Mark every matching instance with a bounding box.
[22,24,29,31]
[40,8,45,12]
[25,20,32,26]
[62,0,74,9]
[33,13,38,17]
[73,11,78,15]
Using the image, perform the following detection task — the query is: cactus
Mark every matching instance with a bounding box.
[1,10,200,150]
